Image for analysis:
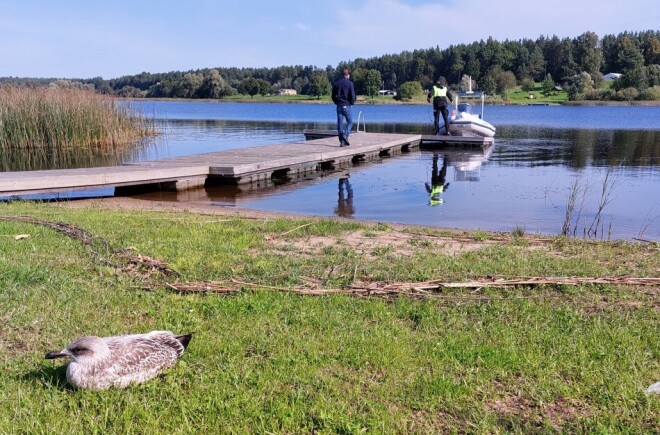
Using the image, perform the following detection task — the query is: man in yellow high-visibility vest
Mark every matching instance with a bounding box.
[427,76,454,135]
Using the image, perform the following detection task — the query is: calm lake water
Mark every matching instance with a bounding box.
[6,101,660,241]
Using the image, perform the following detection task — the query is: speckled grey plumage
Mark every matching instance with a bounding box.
[45,331,191,390]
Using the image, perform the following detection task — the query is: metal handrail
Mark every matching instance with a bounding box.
[356,111,366,132]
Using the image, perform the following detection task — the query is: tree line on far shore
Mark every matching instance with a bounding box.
[2,30,659,102]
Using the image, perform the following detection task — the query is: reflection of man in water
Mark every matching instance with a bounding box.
[335,174,355,217]
[425,154,450,206]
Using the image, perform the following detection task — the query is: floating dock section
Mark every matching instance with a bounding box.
[0,132,493,197]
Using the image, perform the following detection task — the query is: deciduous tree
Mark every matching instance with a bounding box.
[365,69,382,98]
[199,70,232,99]
[459,74,476,92]
[177,73,203,98]
[396,81,423,100]
[480,76,495,95]
[239,77,260,98]
[520,78,535,92]
[309,73,330,99]
[567,72,595,101]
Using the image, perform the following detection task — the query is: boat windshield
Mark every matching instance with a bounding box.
[457,103,473,114]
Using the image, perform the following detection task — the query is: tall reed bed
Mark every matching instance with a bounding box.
[0,86,153,154]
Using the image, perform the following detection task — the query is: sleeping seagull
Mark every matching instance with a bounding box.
[45,331,192,390]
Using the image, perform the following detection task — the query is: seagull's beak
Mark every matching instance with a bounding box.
[45,350,70,359]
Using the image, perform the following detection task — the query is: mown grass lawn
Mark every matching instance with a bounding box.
[506,84,568,105]
[0,201,657,433]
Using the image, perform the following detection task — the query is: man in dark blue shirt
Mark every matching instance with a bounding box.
[331,68,356,146]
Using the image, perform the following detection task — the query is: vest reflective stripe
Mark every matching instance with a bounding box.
[432,86,448,98]
[431,185,444,196]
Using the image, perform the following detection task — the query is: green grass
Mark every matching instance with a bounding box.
[222,93,333,103]
[506,84,568,105]
[152,88,564,106]
[221,93,406,105]
[0,201,658,433]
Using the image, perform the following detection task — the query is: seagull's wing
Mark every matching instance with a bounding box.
[104,336,183,386]
[147,332,188,357]
[105,331,186,357]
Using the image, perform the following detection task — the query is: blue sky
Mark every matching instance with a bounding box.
[1,0,658,79]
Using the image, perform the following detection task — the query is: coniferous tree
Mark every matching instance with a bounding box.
[574,31,603,76]
[542,73,555,95]
[614,35,645,72]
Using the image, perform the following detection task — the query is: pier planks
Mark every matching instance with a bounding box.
[0,131,490,196]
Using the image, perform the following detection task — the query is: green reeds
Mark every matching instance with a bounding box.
[0,86,153,168]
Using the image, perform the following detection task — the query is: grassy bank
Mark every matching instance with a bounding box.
[197,94,407,105]
[0,86,153,151]
[0,201,658,433]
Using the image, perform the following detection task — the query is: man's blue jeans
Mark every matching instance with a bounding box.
[336,104,353,140]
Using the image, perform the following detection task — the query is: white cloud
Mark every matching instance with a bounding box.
[295,22,311,32]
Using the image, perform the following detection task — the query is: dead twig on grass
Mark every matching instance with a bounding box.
[154,279,553,301]
[3,215,656,302]
[633,237,658,244]
[432,276,660,288]
[155,275,659,302]
[264,222,314,240]
[0,215,179,278]
[398,228,553,245]
[166,281,236,294]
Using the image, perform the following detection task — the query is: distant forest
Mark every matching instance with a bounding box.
[2,30,659,102]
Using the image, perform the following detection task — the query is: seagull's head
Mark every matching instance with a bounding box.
[45,336,110,364]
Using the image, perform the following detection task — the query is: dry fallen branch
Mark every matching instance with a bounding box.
[432,276,660,288]
[264,222,314,240]
[0,215,179,278]
[158,279,531,301]
[117,253,179,277]
[1,215,99,245]
[396,228,555,245]
[156,274,658,301]
[633,237,658,244]
[166,281,236,294]
[345,276,660,295]
[3,215,657,301]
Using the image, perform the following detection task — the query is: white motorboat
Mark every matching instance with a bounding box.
[445,89,496,138]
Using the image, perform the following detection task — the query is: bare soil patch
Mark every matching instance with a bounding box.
[271,231,497,259]
[58,197,503,255]
[489,394,593,430]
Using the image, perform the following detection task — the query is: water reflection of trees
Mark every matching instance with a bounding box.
[5,119,657,173]
[1,138,153,172]
[164,119,444,137]
[163,119,312,134]
[361,123,430,134]
[492,126,659,169]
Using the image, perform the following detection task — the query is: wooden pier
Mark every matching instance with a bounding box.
[303,129,494,148]
[0,132,493,197]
